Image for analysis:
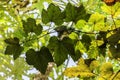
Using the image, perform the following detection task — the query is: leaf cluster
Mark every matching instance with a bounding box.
[3,1,120,79]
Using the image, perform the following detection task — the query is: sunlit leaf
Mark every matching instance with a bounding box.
[100,62,113,79]
[64,58,95,78]
[76,20,86,29]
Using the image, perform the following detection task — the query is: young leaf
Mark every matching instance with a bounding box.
[100,62,114,79]
[64,63,95,78]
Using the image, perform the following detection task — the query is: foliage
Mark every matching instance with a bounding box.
[0,54,32,80]
[1,0,120,80]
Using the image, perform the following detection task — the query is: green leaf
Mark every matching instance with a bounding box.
[33,23,43,35]
[41,9,50,24]
[25,49,37,65]
[4,37,19,45]
[75,5,91,22]
[71,49,82,61]
[81,34,91,50]
[65,3,77,22]
[48,3,64,25]
[109,44,120,58]
[47,36,68,66]
[38,46,54,74]
[76,20,86,29]
[5,45,24,60]
[22,18,35,34]
[61,37,75,56]
[22,18,43,35]
[42,3,64,25]
[65,3,90,22]
[54,43,68,66]
[47,36,59,53]
[26,47,53,74]
[107,33,120,45]
[4,37,23,60]
[53,11,65,25]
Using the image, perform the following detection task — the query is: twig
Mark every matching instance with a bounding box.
[21,31,56,45]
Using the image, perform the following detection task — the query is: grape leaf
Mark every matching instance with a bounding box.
[42,3,64,25]
[5,45,24,60]
[65,3,77,22]
[26,46,53,74]
[41,9,50,24]
[47,36,68,66]
[22,18,43,35]
[65,3,90,23]
[75,5,91,22]
[4,37,19,45]
[81,34,92,50]
[61,37,75,55]
[4,37,23,60]
[33,23,43,35]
